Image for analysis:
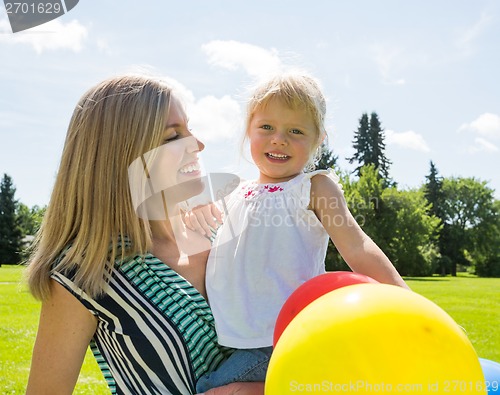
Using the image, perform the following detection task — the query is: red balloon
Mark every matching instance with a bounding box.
[273,271,379,347]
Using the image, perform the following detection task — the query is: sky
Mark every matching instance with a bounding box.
[1,0,499,208]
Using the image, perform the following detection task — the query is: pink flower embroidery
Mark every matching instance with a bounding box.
[267,185,284,193]
[243,183,283,199]
[244,189,255,199]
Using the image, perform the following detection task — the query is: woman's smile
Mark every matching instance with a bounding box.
[179,160,201,176]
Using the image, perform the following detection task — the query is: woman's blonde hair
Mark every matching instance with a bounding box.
[26,74,174,300]
[244,72,327,170]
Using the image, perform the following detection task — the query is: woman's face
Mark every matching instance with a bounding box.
[153,96,204,187]
[129,95,206,219]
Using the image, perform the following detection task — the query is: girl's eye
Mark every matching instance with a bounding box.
[261,124,272,130]
[290,129,303,135]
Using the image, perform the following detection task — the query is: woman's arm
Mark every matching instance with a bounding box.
[26,279,98,395]
[310,174,409,289]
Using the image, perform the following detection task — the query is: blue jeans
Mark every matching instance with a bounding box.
[196,346,273,393]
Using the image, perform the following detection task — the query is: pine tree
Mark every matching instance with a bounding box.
[314,142,338,171]
[368,112,391,181]
[424,161,449,275]
[0,174,23,265]
[424,161,445,219]
[348,112,391,182]
[348,113,370,176]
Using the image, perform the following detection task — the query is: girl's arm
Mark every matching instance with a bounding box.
[310,174,409,289]
[26,279,98,395]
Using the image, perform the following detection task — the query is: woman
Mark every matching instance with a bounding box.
[25,74,264,395]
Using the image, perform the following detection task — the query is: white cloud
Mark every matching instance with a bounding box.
[0,18,87,53]
[189,95,242,142]
[455,11,492,56]
[0,18,10,32]
[153,74,242,141]
[118,71,242,142]
[202,40,283,79]
[468,137,499,153]
[97,38,111,54]
[369,44,406,85]
[459,113,500,140]
[315,41,329,49]
[386,130,430,152]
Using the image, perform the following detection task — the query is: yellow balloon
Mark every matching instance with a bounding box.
[266,284,486,394]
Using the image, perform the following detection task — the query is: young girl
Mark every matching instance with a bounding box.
[195,72,409,393]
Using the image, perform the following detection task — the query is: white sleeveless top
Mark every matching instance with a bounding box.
[206,169,341,348]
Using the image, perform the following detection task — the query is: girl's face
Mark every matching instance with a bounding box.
[247,98,320,184]
[129,96,205,219]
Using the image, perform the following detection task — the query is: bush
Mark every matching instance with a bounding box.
[475,255,500,277]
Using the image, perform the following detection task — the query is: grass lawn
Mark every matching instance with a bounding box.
[404,274,500,362]
[0,265,109,395]
[1,266,499,394]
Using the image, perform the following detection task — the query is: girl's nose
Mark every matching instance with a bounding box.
[271,131,288,146]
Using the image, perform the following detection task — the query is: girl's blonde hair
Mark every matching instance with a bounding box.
[244,72,327,170]
[26,74,174,300]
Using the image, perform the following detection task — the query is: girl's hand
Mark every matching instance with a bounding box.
[184,203,223,240]
[199,381,265,395]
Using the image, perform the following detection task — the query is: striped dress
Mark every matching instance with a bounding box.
[52,254,230,395]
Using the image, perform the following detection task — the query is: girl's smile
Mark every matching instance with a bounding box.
[265,151,290,162]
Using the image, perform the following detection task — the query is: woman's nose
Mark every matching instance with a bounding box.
[196,138,205,152]
[186,135,204,153]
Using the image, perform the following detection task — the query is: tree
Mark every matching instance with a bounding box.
[441,177,499,276]
[368,112,391,181]
[381,187,440,276]
[0,174,23,265]
[423,161,447,274]
[474,199,500,277]
[17,203,46,236]
[314,142,338,171]
[424,161,445,219]
[326,165,439,276]
[347,113,370,176]
[347,112,391,183]
[472,200,500,277]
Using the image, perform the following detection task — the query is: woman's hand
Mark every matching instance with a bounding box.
[200,381,265,395]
